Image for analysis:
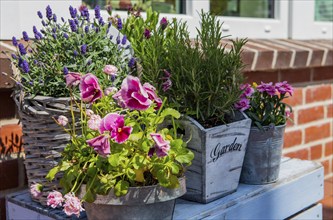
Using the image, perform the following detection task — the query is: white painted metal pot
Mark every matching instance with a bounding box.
[80,177,186,220]
[180,111,251,203]
[240,124,286,184]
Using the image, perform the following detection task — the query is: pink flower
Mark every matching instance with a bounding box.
[149,133,170,158]
[285,110,291,118]
[100,113,132,144]
[113,75,152,110]
[161,69,172,92]
[87,134,110,156]
[30,183,43,198]
[80,73,103,103]
[275,81,294,96]
[63,193,84,218]
[143,83,162,110]
[65,72,81,87]
[104,86,118,96]
[57,115,68,126]
[47,191,64,208]
[240,83,254,98]
[103,65,118,76]
[257,82,276,96]
[86,109,94,117]
[87,114,102,130]
[234,98,250,111]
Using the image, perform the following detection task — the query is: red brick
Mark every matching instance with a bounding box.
[306,85,332,103]
[327,104,333,118]
[322,160,331,176]
[243,70,278,84]
[286,112,295,127]
[284,87,303,107]
[298,106,324,124]
[0,124,23,155]
[313,66,333,81]
[325,141,333,157]
[241,50,255,71]
[283,130,302,148]
[284,148,309,160]
[0,159,19,190]
[279,68,311,84]
[310,144,323,160]
[305,123,331,143]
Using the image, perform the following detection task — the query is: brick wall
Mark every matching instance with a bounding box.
[241,39,333,179]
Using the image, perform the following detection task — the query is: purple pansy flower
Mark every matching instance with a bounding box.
[65,72,81,87]
[87,135,110,156]
[143,83,162,110]
[149,133,171,158]
[79,73,103,103]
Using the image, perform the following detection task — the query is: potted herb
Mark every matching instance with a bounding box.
[8,4,133,204]
[235,81,293,184]
[45,74,194,219]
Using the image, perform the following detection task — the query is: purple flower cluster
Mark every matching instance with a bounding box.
[69,6,77,19]
[37,11,43,19]
[160,17,168,30]
[257,82,276,96]
[117,18,122,30]
[12,37,18,46]
[275,81,294,96]
[128,57,136,68]
[22,31,29,41]
[79,5,89,20]
[22,60,30,73]
[94,5,101,19]
[68,19,77,32]
[80,44,87,54]
[161,69,172,92]
[144,28,151,39]
[46,5,53,20]
[18,43,27,55]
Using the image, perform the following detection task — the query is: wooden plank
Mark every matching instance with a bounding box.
[174,158,324,219]
[288,203,322,220]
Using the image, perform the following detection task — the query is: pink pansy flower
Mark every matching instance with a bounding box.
[63,193,84,218]
[113,75,152,110]
[79,73,103,103]
[100,113,133,144]
[86,134,110,156]
[275,81,294,96]
[149,133,171,158]
[65,72,81,87]
[143,83,162,110]
[104,86,118,96]
[87,114,102,130]
[234,98,250,111]
[103,65,118,76]
[57,115,68,126]
[47,191,64,208]
[257,82,276,96]
[30,183,43,198]
[240,83,254,98]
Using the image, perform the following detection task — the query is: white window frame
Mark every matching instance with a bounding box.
[290,0,333,39]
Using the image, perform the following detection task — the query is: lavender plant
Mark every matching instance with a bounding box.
[9,5,133,97]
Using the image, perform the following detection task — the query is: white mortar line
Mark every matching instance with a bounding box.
[282,137,333,154]
[285,118,333,132]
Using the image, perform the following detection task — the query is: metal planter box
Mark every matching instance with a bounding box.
[181,111,251,203]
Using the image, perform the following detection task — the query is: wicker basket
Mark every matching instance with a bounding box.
[14,93,79,205]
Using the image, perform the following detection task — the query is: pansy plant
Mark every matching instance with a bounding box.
[46,74,194,217]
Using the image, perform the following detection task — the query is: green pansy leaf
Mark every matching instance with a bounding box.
[161,108,181,119]
[46,166,60,181]
[114,180,129,197]
[108,154,119,167]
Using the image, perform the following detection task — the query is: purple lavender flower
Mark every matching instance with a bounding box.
[63,33,69,39]
[63,66,69,75]
[41,20,46,26]
[18,43,27,55]
[275,81,294,96]
[109,35,113,40]
[144,28,151,39]
[61,17,65,22]
[53,14,57,22]
[52,33,57,39]
[108,21,112,28]
[37,11,43,19]
[52,27,57,33]
[80,5,90,20]
[84,25,89,33]
[74,18,79,25]
[95,27,100,33]
[98,17,105,26]
[40,29,46,34]
[121,35,127,45]
[117,18,122,30]
[105,5,112,15]
[28,49,33,53]
[81,44,87,54]
[87,59,92,65]
[11,54,17,59]
[22,60,30,73]
[234,98,250,111]
[69,19,77,32]
[12,37,18,46]
[73,50,78,56]
[160,17,168,30]
[69,6,77,18]
[33,26,38,34]
[94,5,101,19]
[116,35,120,44]
[22,31,29,41]
[33,60,38,65]
[35,33,41,40]
[257,82,276,96]
[46,5,53,20]
[128,57,136,68]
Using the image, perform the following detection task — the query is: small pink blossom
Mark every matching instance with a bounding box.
[240,83,254,98]
[104,86,118,96]
[257,82,276,96]
[30,183,43,199]
[47,190,64,208]
[103,65,118,76]
[149,133,170,158]
[87,114,102,130]
[63,193,84,218]
[143,83,162,110]
[234,98,250,111]
[275,81,294,96]
[57,115,68,126]
[80,73,103,103]
[65,72,81,87]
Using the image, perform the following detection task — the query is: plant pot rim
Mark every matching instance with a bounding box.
[250,123,286,131]
[80,177,186,205]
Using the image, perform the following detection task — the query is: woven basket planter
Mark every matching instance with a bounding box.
[14,94,79,205]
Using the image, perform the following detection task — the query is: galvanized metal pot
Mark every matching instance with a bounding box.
[240,124,286,184]
[80,177,186,220]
